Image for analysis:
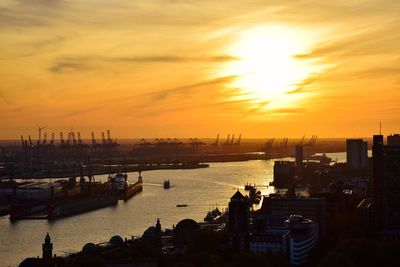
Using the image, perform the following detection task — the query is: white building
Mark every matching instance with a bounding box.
[284,215,318,265]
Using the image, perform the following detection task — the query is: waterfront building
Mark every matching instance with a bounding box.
[346,139,368,170]
[228,190,250,251]
[273,161,295,188]
[283,215,318,265]
[372,134,400,238]
[42,233,53,260]
[173,218,200,247]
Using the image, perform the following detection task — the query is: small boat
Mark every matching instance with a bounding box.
[163,179,170,189]
[176,204,188,207]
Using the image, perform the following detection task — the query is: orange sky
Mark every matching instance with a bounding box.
[0,0,399,139]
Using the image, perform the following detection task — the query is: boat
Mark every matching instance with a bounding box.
[163,179,170,189]
[10,177,119,220]
[47,192,118,220]
[176,204,188,207]
[110,171,143,201]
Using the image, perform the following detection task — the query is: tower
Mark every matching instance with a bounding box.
[295,145,303,176]
[156,218,161,235]
[42,233,53,260]
[228,191,250,251]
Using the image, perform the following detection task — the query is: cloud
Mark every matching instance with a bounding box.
[112,55,238,63]
[48,55,237,74]
[238,101,270,120]
[142,75,237,101]
[287,65,340,95]
[0,1,67,29]
[273,108,306,114]
[48,57,89,73]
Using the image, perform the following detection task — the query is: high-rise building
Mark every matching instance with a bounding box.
[346,139,368,169]
[295,145,304,176]
[228,190,250,251]
[372,134,400,238]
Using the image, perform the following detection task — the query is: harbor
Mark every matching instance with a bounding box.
[0,153,347,266]
[0,159,279,266]
[1,172,143,221]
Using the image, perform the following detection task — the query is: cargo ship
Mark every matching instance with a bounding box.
[10,177,119,220]
[47,192,118,220]
[110,171,143,201]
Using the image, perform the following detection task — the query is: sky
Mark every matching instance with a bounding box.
[0,0,399,139]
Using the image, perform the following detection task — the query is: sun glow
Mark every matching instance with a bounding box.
[221,25,322,110]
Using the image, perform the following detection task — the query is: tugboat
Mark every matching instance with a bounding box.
[163,179,170,189]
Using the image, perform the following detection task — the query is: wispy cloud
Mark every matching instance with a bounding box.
[48,55,237,74]
[112,55,238,63]
[49,57,89,73]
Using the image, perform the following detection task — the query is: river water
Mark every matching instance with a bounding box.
[0,154,346,266]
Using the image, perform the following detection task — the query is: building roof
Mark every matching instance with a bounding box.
[143,226,157,238]
[231,190,245,200]
[109,235,124,245]
[82,242,98,254]
[44,232,51,243]
[175,219,199,232]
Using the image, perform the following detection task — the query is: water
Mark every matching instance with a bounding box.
[0,154,346,266]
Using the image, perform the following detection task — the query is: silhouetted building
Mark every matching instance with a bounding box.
[346,139,368,169]
[250,214,289,254]
[372,134,400,238]
[174,218,200,247]
[228,190,250,251]
[388,134,400,146]
[273,161,295,188]
[261,196,325,238]
[143,219,163,250]
[283,215,318,265]
[295,145,304,176]
[42,233,53,260]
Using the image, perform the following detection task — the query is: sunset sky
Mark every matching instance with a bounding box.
[1,0,399,139]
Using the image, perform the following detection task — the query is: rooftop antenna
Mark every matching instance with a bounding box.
[379,121,382,135]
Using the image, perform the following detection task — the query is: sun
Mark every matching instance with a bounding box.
[220,25,321,109]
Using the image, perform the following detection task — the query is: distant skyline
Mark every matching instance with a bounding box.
[1,0,399,139]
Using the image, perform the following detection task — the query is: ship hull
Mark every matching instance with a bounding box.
[48,194,118,220]
[119,181,142,201]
